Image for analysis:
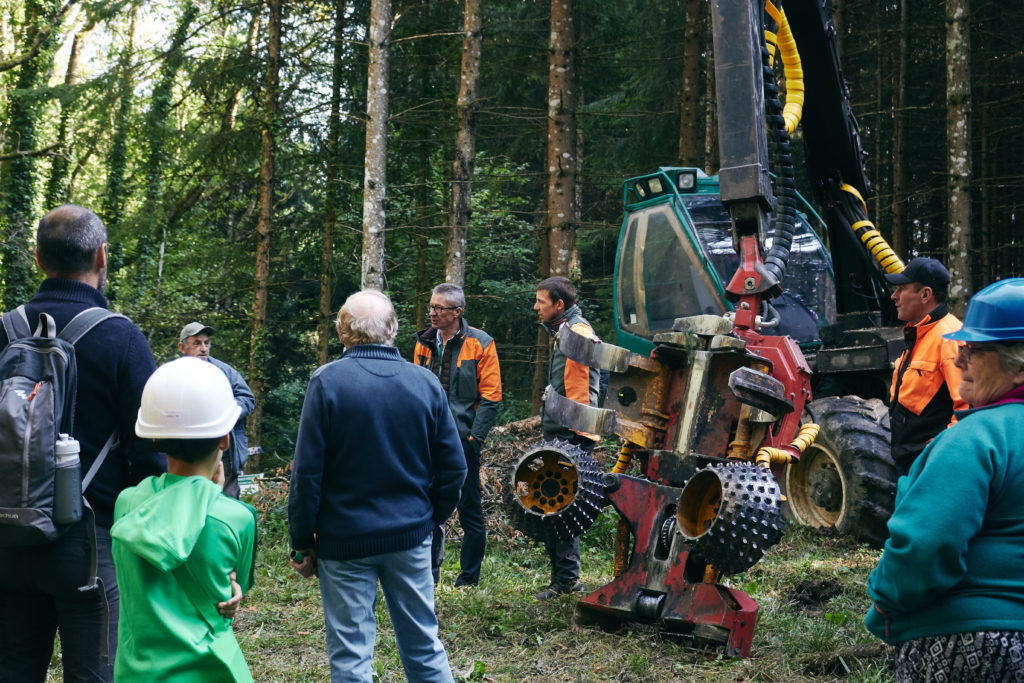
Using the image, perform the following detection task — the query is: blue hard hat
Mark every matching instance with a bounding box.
[944,278,1024,342]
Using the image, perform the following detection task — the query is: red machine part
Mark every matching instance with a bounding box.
[574,476,758,657]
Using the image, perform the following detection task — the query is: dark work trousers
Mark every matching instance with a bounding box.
[222,450,241,499]
[543,433,598,588]
[431,437,486,585]
[0,520,117,683]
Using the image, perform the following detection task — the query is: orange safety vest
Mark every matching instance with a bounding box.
[889,305,968,469]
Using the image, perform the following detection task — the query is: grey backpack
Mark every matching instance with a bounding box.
[0,306,122,546]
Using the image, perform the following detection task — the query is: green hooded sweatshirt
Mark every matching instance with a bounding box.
[111,473,257,681]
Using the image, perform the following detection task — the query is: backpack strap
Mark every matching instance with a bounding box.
[57,308,125,491]
[32,312,57,339]
[58,307,127,346]
[81,429,120,492]
[1,305,34,341]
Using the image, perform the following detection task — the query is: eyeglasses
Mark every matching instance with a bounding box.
[428,305,458,313]
[957,343,999,362]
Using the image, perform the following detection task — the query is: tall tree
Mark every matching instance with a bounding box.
[140,1,199,293]
[0,0,64,309]
[678,0,703,166]
[221,2,263,133]
[248,0,282,467]
[533,0,578,412]
[702,0,718,173]
[102,2,138,227]
[319,0,346,366]
[543,0,578,278]
[945,0,971,313]
[45,22,92,207]
[890,0,909,256]
[445,0,482,286]
[361,0,391,290]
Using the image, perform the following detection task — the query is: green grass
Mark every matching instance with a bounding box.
[233,483,895,682]
[43,477,894,681]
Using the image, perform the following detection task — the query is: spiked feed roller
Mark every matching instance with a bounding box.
[677,462,787,575]
[507,439,607,543]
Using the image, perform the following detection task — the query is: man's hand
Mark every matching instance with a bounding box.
[290,548,318,578]
[217,571,242,618]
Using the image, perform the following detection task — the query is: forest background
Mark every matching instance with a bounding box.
[1,0,1021,468]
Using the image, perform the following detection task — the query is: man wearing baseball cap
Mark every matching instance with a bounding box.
[178,322,254,497]
[884,257,968,475]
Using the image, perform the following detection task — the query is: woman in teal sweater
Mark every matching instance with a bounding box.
[866,278,1024,681]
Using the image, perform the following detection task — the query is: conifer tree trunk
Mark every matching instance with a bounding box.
[544,0,578,279]
[46,24,92,207]
[222,2,263,133]
[103,3,139,227]
[533,0,578,413]
[679,0,703,166]
[445,0,482,286]
[0,0,63,309]
[318,0,346,366]
[361,0,391,290]
[890,0,909,256]
[945,0,971,312]
[702,0,718,173]
[248,0,282,468]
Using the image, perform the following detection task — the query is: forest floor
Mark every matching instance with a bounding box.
[235,417,896,682]
[46,418,895,681]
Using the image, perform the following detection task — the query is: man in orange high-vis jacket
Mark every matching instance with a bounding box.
[885,257,968,475]
[414,283,502,587]
[532,276,601,600]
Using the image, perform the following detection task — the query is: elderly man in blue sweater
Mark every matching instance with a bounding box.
[288,289,466,683]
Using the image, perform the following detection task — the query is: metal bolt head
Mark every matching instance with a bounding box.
[744,277,756,290]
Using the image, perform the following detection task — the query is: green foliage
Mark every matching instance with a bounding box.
[1,0,1021,472]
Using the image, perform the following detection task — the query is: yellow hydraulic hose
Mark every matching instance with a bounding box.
[764,1,804,135]
[755,423,820,468]
[841,184,905,274]
[611,442,635,474]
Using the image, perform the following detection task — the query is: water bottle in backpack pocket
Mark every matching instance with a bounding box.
[54,434,83,526]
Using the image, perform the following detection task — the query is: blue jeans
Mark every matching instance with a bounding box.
[0,520,117,682]
[319,535,454,683]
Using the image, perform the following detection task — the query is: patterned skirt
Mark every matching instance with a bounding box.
[894,631,1024,682]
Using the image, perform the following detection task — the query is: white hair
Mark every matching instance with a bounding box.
[336,290,398,347]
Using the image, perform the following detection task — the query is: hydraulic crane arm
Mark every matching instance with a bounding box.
[711,0,901,325]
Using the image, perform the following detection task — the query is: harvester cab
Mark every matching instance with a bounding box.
[507,0,906,656]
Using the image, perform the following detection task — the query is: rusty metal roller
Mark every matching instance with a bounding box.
[506,439,607,543]
[676,462,786,575]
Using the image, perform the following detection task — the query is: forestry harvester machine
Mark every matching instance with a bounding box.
[507,0,909,656]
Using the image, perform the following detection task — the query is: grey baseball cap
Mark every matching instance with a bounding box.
[179,321,215,343]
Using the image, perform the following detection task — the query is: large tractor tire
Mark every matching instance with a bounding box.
[782,396,896,548]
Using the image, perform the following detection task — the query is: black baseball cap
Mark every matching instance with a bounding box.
[884,257,950,291]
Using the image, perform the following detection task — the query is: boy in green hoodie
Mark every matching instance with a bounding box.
[111,356,258,681]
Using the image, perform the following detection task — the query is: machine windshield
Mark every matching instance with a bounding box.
[615,194,837,344]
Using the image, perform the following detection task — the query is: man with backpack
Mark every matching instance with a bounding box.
[0,205,165,681]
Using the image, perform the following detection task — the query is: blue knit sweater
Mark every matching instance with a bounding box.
[288,345,466,561]
[0,278,163,529]
[866,400,1024,644]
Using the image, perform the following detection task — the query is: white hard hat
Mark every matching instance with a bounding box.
[136,357,242,439]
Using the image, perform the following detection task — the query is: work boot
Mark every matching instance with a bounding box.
[454,576,478,588]
[534,580,584,600]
